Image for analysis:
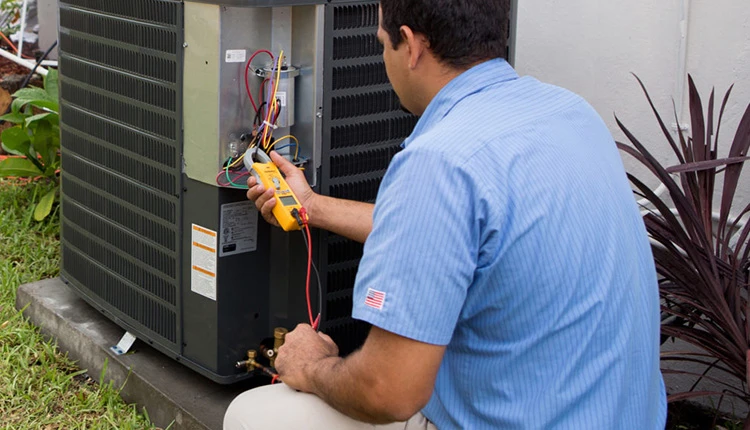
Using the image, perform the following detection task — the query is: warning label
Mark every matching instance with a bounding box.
[220,201,258,257]
[276,91,287,107]
[225,49,246,63]
[191,224,217,301]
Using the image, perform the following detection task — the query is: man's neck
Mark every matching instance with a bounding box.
[412,59,490,116]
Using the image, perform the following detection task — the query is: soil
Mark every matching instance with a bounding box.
[667,401,744,430]
[0,38,41,77]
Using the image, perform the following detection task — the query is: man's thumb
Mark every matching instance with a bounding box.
[269,151,297,176]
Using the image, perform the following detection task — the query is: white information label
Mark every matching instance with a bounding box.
[110,331,137,355]
[225,49,246,63]
[220,201,259,257]
[191,224,217,301]
[276,91,287,107]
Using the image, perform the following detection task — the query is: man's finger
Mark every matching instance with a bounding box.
[248,186,273,210]
[270,151,300,178]
[246,183,265,202]
[260,194,278,224]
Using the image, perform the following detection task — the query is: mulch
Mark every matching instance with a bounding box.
[0,37,41,77]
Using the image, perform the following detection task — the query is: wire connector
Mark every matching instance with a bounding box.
[291,208,304,226]
[262,120,278,130]
[298,207,309,225]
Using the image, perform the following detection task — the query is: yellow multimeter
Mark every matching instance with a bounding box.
[244,148,302,231]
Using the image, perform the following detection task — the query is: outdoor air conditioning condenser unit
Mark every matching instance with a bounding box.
[57,0,515,383]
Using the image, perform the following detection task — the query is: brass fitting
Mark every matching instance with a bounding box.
[235,349,262,372]
[271,327,288,367]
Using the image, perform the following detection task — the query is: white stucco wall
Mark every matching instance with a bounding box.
[514,0,750,208]
[513,0,750,416]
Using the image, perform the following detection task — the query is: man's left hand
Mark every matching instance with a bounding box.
[275,324,340,392]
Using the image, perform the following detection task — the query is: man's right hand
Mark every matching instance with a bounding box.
[246,150,317,228]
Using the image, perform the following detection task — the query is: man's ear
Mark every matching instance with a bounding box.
[399,25,427,70]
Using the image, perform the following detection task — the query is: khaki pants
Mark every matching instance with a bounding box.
[223,384,437,430]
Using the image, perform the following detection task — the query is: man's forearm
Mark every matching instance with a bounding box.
[308,195,373,244]
[307,355,398,424]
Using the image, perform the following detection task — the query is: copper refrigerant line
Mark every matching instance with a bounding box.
[235,327,288,383]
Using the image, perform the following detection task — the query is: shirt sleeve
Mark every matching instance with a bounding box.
[351,147,480,346]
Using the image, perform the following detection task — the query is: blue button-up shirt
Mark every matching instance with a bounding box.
[352,59,666,429]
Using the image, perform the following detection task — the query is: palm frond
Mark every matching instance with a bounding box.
[618,74,750,419]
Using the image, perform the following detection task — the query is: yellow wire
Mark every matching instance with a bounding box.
[227,153,245,169]
[267,135,300,159]
[263,51,284,150]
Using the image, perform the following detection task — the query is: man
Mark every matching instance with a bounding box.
[224,0,667,428]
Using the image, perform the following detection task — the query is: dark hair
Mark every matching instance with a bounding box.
[380,0,511,69]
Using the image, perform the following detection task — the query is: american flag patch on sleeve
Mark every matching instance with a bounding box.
[364,288,386,310]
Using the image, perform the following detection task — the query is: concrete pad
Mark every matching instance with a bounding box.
[15,278,262,430]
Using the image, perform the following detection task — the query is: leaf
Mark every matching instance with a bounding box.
[0,157,43,177]
[10,97,25,114]
[13,87,56,104]
[33,187,57,221]
[32,120,54,170]
[29,100,59,113]
[25,112,59,128]
[11,87,59,113]
[631,74,686,164]
[0,112,27,124]
[667,391,734,403]
[718,98,750,240]
[44,69,59,103]
[1,127,31,155]
[665,156,750,174]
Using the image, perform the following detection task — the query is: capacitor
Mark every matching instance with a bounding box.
[259,65,300,128]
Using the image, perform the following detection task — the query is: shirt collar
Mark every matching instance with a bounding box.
[401,58,518,148]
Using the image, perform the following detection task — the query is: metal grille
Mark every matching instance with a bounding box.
[319,1,515,355]
[58,0,183,349]
[320,1,416,356]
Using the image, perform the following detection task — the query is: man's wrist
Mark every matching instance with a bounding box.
[307,355,342,396]
[304,193,322,229]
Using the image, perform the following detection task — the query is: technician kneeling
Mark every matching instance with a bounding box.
[224,0,667,428]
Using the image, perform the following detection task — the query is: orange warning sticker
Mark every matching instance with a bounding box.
[191,224,217,300]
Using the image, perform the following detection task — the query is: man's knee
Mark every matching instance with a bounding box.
[224,385,283,430]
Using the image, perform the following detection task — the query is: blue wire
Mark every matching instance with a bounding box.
[274,143,296,152]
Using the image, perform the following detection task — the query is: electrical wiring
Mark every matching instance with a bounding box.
[244,49,274,112]
[266,135,300,160]
[261,52,284,150]
[303,221,314,326]
[227,153,246,169]
[225,165,235,186]
[216,156,252,189]
[272,143,299,157]
[259,77,269,109]
[215,169,250,189]
[297,207,322,331]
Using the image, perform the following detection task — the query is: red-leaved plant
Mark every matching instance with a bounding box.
[617,74,750,425]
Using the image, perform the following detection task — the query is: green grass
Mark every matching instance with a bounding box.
[0,179,155,429]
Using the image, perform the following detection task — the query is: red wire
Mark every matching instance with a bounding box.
[302,214,314,327]
[271,374,280,384]
[215,170,250,187]
[259,78,269,112]
[244,50,274,113]
[299,208,321,330]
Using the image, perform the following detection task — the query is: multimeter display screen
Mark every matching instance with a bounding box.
[279,196,298,206]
